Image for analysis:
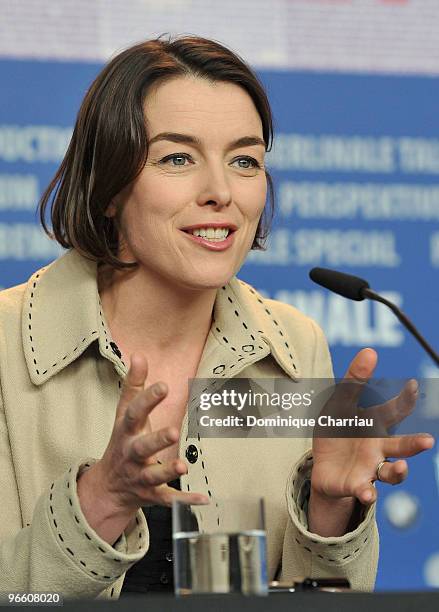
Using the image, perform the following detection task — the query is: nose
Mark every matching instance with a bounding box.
[196,164,232,208]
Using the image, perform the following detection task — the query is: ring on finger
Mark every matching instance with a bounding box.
[376,459,390,482]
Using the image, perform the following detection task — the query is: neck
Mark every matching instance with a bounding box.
[98,264,217,359]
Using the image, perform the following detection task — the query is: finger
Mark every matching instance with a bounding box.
[117,352,149,416]
[123,381,168,434]
[368,379,418,429]
[345,348,377,381]
[139,459,188,486]
[383,433,435,458]
[157,488,210,507]
[376,460,408,485]
[335,348,378,407]
[354,482,377,506]
[128,427,179,463]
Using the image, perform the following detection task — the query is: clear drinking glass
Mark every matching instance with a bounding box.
[172,496,268,596]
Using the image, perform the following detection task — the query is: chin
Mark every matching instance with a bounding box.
[176,269,237,292]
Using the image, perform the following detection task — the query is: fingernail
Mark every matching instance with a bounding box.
[408,379,419,394]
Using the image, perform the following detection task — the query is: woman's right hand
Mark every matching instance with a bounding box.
[77,352,208,544]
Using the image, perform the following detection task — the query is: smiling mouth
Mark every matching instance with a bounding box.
[181,227,235,242]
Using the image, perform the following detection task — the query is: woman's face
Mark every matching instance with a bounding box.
[113,76,267,290]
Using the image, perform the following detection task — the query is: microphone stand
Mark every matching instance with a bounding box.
[362,288,439,367]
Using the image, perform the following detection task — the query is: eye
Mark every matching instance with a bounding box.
[232,156,261,170]
[159,153,193,167]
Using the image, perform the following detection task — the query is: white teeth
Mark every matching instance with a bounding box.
[191,227,230,241]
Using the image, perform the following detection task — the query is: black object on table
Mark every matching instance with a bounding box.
[62,591,439,612]
[120,477,180,595]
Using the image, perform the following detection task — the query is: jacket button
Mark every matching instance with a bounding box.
[185,444,198,464]
[160,572,169,585]
[165,552,173,562]
[110,342,122,358]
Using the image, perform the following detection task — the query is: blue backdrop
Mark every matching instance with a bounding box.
[1,59,439,590]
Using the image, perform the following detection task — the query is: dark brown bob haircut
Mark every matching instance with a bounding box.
[39,35,275,270]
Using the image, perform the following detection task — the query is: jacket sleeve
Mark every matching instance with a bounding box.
[280,450,378,591]
[0,388,148,599]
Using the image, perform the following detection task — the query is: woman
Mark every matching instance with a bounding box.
[0,35,433,599]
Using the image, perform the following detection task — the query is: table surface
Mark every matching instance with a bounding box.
[59,591,439,612]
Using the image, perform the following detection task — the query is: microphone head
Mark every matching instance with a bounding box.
[309,267,370,301]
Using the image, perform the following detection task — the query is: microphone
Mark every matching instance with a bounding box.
[309,268,370,301]
[309,267,439,367]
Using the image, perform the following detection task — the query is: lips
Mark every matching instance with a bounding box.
[179,223,237,251]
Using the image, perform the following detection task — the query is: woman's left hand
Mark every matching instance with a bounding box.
[308,348,435,537]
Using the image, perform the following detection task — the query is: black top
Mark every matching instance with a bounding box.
[120,478,180,595]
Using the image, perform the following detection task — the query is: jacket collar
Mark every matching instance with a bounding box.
[197,278,301,380]
[22,250,301,385]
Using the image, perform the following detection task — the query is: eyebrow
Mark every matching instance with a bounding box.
[148,131,266,151]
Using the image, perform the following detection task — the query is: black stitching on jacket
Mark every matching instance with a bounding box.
[28,272,100,378]
[50,476,136,580]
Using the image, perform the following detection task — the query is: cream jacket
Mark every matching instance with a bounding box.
[0,250,378,599]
